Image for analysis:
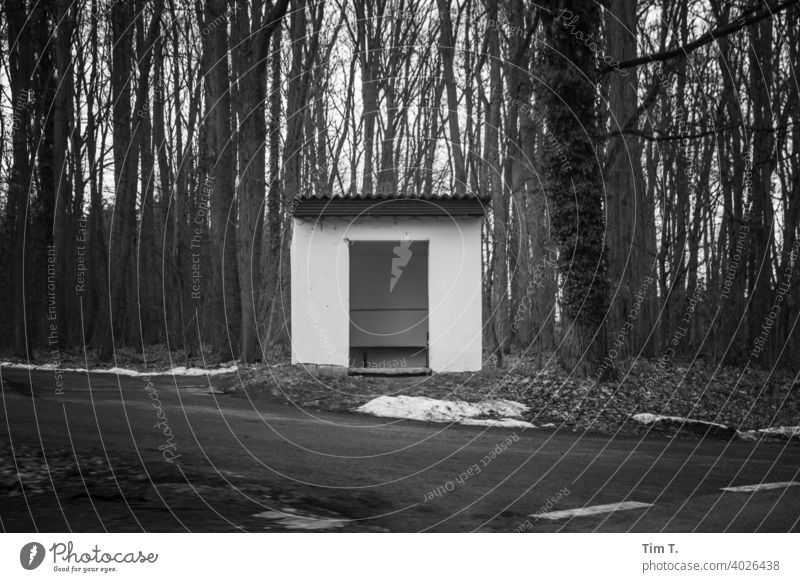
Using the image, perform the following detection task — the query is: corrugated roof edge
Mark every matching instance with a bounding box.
[292,198,488,218]
[294,190,490,201]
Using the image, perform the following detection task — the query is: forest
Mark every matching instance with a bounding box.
[1,0,799,377]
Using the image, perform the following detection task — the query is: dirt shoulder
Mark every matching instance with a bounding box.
[231,357,799,440]
[4,348,797,440]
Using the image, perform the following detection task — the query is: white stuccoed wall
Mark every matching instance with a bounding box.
[291,215,483,372]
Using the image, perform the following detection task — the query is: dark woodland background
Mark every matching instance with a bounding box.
[1,0,799,376]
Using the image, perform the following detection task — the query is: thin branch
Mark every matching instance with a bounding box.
[603,121,796,142]
[600,0,799,74]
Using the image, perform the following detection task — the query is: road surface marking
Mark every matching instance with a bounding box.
[253,510,347,530]
[721,481,800,493]
[534,501,653,520]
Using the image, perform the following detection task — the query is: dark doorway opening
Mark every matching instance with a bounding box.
[349,240,429,371]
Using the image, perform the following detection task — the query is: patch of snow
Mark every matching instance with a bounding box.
[102,367,143,376]
[153,366,238,377]
[631,413,660,425]
[758,426,800,438]
[722,481,800,493]
[356,395,535,428]
[633,416,800,443]
[737,426,800,442]
[185,387,226,396]
[1,362,71,372]
[535,501,653,520]
[461,418,535,429]
[631,413,729,430]
[0,362,238,377]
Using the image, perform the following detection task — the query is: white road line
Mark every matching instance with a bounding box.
[533,501,653,520]
[721,481,800,493]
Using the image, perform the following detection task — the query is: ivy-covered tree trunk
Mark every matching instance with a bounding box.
[539,2,610,373]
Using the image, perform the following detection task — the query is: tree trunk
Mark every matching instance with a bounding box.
[53,0,74,350]
[746,14,775,366]
[603,0,656,367]
[4,0,36,357]
[202,0,241,359]
[263,25,283,354]
[436,0,467,196]
[486,0,507,365]
[100,0,162,360]
[232,0,289,363]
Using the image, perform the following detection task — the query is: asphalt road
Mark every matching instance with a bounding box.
[1,366,798,532]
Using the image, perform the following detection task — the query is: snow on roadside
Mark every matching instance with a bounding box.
[632,413,799,442]
[356,395,535,428]
[0,362,238,377]
[737,426,800,442]
[460,418,536,429]
[631,413,730,430]
[758,426,800,438]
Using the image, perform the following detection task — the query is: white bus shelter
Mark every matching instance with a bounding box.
[290,194,486,375]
